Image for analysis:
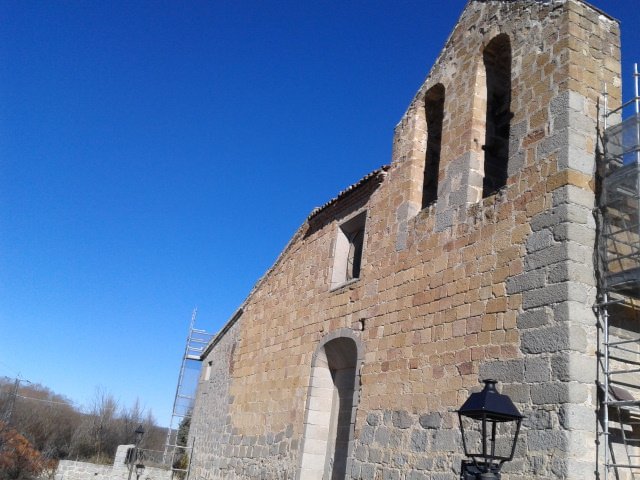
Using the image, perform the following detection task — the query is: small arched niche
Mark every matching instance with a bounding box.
[298,332,362,480]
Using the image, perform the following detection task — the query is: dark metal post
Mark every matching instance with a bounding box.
[479,473,500,479]
[135,464,145,480]
[127,426,144,480]
[460,461,501,480]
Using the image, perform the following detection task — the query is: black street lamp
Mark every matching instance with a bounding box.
[458,379,523,480]
[135,463,145,480]
[134,425,145,445]
[127,425,145,480]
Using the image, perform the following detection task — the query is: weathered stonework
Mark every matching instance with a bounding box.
[189,1,622,479]
[191,312,301,478]
[55,445,171,480]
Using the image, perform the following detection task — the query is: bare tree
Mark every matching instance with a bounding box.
[0,378,80,464]
[0,378,164,466]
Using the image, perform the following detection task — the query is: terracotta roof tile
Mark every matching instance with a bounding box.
[307,165,390,220]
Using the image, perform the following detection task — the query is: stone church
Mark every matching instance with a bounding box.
[188,1,626,479]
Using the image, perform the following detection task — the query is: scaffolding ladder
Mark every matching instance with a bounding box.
[163,309,213,479]
[597,64,640,480]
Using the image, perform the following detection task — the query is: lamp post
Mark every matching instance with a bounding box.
[127,425,145,480]
[135,463,145,480]
[458,379,523,480]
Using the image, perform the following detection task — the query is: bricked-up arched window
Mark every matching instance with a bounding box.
[482,34,512,197]
[422,83,445,208]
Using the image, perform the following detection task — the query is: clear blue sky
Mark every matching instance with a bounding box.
[1,0,639,428]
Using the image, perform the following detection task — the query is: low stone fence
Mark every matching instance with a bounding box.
[54,460,115,480]
[55,445,172,480]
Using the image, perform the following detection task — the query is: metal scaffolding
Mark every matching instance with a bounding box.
[164,309,213,479]
[597,65,640,480]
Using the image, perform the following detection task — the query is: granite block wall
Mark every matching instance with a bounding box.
[55,445,171,480]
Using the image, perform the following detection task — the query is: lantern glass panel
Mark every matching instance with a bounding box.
[459,414,519,462]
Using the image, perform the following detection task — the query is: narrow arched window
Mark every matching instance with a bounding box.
[346,228,364,281]
[482,34,512,197]
[422,84,445,208]
[331,211,366,288]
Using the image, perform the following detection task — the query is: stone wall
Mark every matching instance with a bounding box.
[190,1,622,479]
[191,312,300,479]
[55,445,171,480]
[55,460,113,480]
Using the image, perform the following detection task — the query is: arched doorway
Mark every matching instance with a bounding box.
[298,331,362,480]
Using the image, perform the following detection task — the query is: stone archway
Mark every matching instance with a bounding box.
[297,330,363,480]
